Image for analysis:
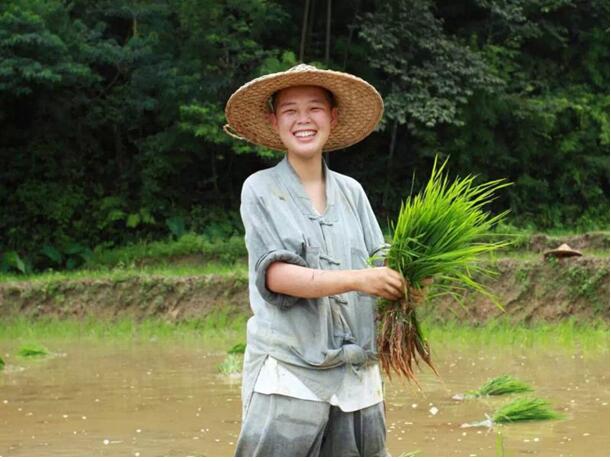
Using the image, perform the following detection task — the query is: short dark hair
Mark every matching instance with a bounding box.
[269,86,336,114]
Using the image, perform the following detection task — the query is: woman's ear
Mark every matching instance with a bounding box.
[269,112,279,133]
[330,107,339,130]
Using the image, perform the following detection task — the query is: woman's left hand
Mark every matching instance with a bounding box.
[407,276,433,305]
[383,257,433,304]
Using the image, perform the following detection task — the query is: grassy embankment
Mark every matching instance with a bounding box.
[0,225,608,350]
[0,313,247,347]
[0,224,608,283]
[0,316,607,350]
[0,234,247,284]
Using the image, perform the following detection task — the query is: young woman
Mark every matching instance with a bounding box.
[224,64,429,457]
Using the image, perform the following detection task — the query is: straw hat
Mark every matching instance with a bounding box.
[224,64,384,152]
[543,243,583,258]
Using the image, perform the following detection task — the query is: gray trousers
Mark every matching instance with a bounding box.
[234,392,388,457]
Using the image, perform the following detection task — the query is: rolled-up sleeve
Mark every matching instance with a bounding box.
[240,181,308,308]
[356,184,389,267]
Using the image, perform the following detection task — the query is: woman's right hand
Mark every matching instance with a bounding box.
[353,267,407,300]
[353,269,434,302]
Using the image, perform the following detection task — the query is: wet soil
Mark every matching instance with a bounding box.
[424,255,610,324]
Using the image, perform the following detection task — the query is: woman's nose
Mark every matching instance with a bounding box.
[296,111,311,124]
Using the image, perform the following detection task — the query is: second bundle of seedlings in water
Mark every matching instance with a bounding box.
[375,154,513,385]
[18,344,49,358]
[453,374,533,400]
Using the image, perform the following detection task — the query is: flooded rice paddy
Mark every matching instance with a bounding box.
[1,338,608,456]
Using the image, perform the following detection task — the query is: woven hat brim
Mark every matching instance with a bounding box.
[543,249,583,257]
[225,68,383,152]
[543,243,583,257]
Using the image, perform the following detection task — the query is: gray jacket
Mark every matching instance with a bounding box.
[239,155,388,417]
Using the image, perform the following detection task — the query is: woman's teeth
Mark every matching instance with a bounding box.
[294,130,316,138]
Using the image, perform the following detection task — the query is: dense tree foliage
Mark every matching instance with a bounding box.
[0,0,608,272]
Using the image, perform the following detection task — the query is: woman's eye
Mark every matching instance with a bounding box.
[283,109,296,115]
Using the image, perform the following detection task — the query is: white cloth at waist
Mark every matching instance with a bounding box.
[253,355,384,412]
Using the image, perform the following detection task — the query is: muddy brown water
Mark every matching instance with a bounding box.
[1,338,608,456]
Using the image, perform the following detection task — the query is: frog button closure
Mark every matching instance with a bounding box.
[329,294,348,305]
[320,254,341,266]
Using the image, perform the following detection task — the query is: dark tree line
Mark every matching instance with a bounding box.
[0,0,608,272]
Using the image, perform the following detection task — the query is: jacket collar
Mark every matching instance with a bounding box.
[274,154,338,223]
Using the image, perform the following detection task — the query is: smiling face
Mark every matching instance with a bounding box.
[269,85,338,159]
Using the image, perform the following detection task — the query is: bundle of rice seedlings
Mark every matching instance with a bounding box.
[465,375,533,398]
[217,343,246,376]
[217,354,242,376]
[0,356,4,370]
[492,397,562,423]
[18,344,49,358]
[461,397,563,428]
[377,155,513,383]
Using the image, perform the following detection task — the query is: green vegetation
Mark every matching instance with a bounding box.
[0,314,248,349]
[495,432,505,457]
[217,354,243,376]
[492,397,563,424]
[1,233,247,278]
[83,234,247,270]
[1,222,606,281]
[17,344,49,357]
[0,356,4,370]
[426,318,609,351]
[0,0,608,275]
[466,375,533,398]
[565,265,609,302]
[0,261,247,284]
[484,223,608,242]
[228,343,246,354]
[0,316,605,353]
[383,155,513,299]
[219,342,247,374]
[514,266,531,284]
[377,155,512,381]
